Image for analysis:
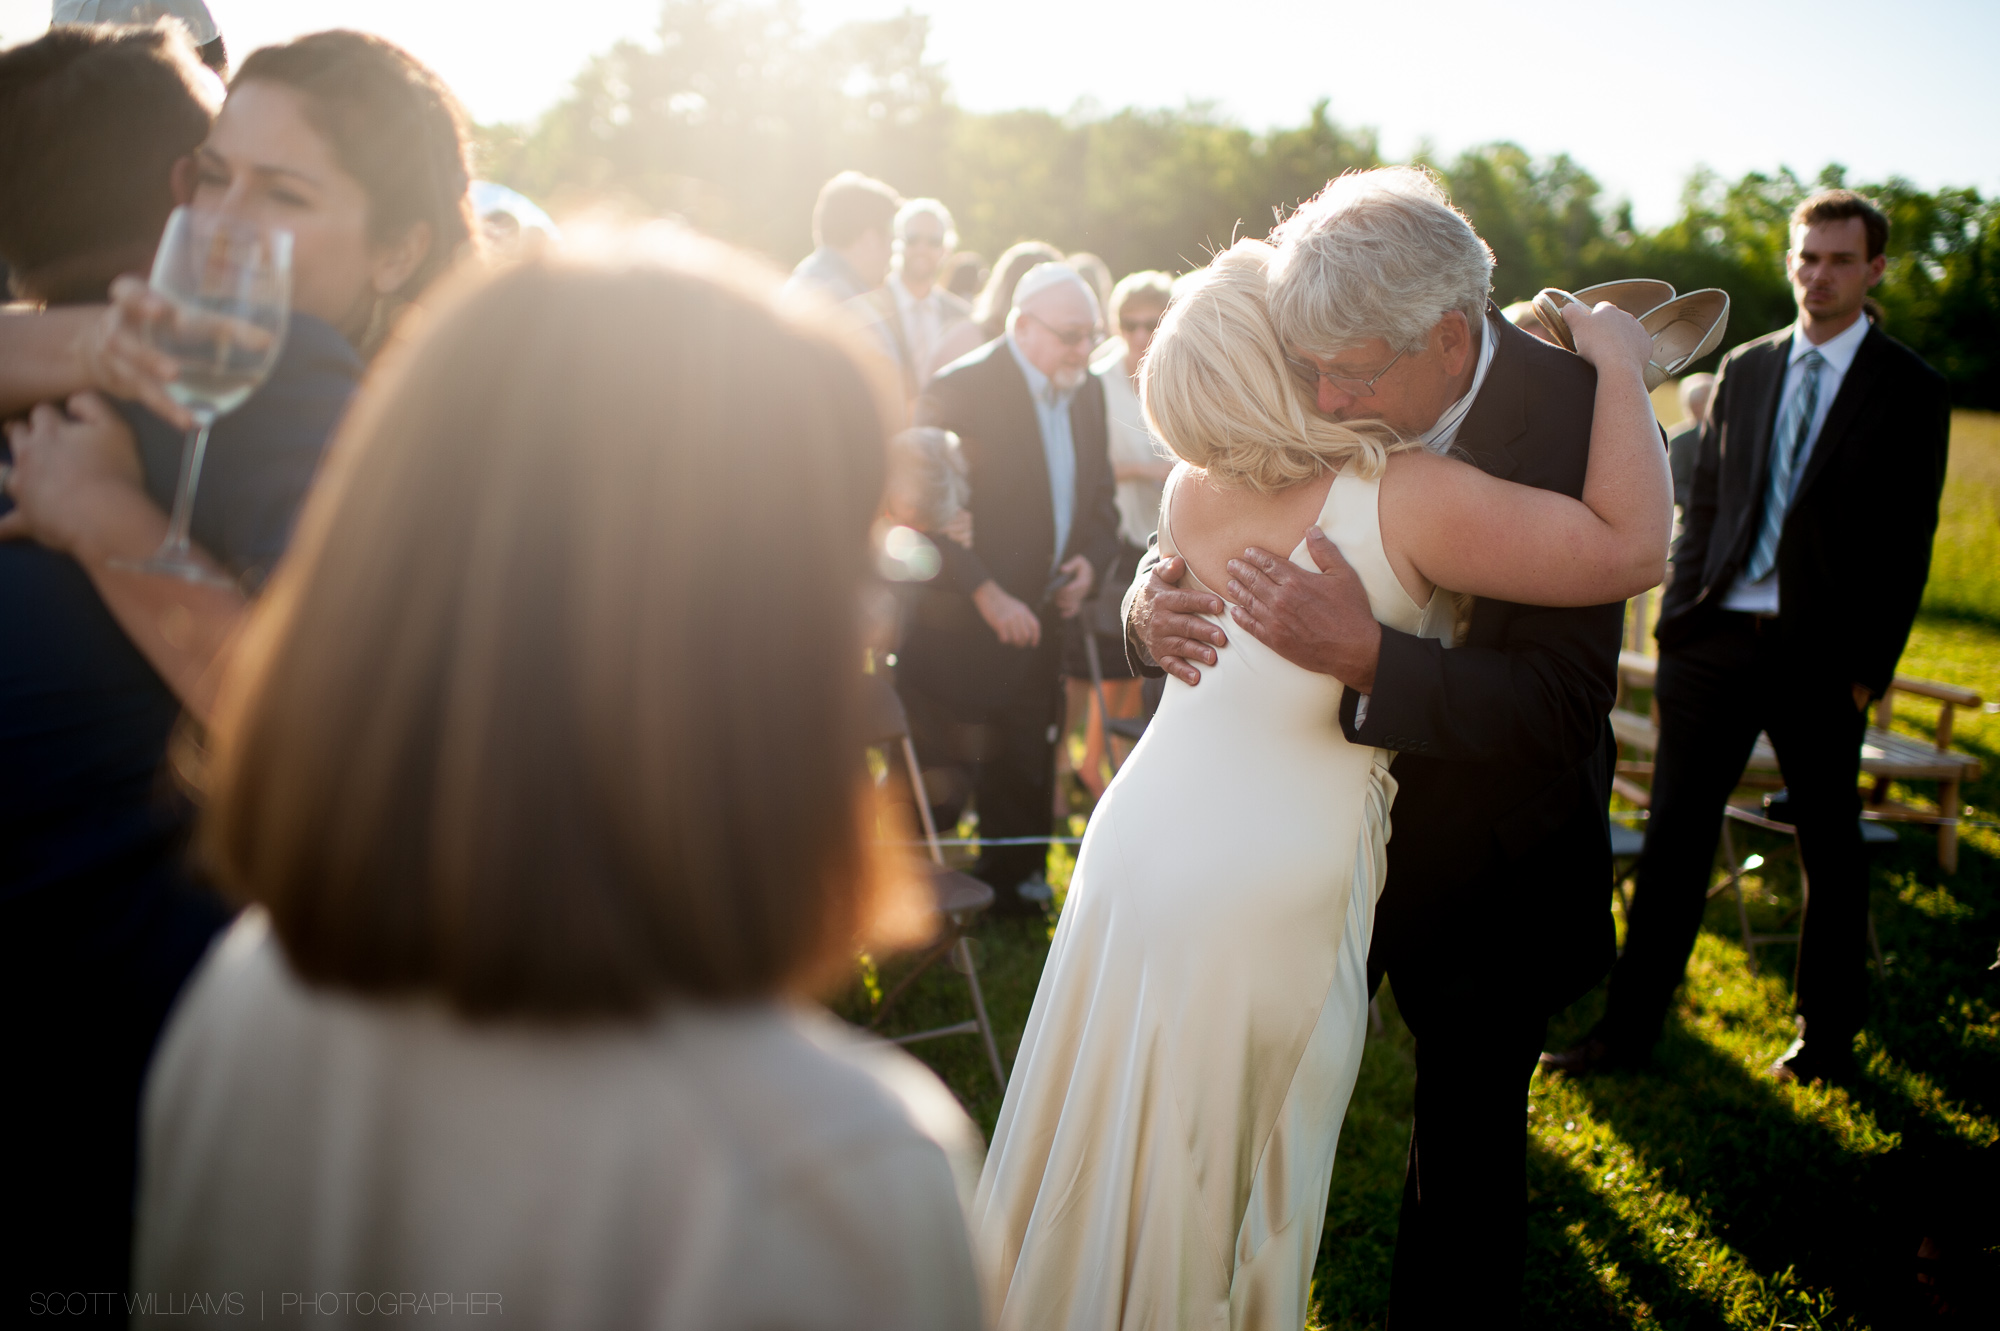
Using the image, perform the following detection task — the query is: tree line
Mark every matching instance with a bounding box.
[479,1,2000,406]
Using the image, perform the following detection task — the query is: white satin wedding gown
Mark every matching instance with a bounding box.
[971,465,1454,1329]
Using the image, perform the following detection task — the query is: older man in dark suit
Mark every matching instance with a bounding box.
[1126,167,1624,1328]
[899,264,1120,914]
[1547,190,1950,1086]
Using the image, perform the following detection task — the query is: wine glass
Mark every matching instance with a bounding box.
[113,207,292,584]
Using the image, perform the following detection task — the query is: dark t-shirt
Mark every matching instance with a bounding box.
[0,313,359,899]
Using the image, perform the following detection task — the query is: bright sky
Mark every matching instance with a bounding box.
[5,0,1994,227]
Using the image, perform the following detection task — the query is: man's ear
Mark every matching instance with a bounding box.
[1866,253,1888,288]
[1435,309,1473,376]
[370,220,435,296]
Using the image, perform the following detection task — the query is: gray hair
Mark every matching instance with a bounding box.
[1267,166,1494,357]
[1109,269,1175,326]
[894,198,957,250]
[1141,239,1410,495]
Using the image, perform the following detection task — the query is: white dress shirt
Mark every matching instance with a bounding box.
[890,275,949,390]
[1414,310,1498,454]
[1355,311,1496,725]
[1720,313,1871,614]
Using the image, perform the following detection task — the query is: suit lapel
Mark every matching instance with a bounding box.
[1790,325,1883,505]
[1738,334,1793,504]
[1454,307,1527,479]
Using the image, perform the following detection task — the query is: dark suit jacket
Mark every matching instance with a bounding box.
[1657,322,1949,695]
[1125,312,1623,1010]
[901,338,1120,712]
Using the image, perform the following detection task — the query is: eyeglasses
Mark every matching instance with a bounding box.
[1024,311,1103,350]
[900,232,946,249]
[1283,345,1408,398]
[1120,316,1162,335]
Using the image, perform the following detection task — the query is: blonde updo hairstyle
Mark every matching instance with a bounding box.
[1140,239,1411,495]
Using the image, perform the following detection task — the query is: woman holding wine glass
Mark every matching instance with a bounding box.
[3,29,476,717]
[0,29,476,1306]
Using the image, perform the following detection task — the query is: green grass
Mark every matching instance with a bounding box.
[838,606,2000,1324]
[1923,412,2000,627]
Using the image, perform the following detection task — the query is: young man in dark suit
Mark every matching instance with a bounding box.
[1126,168,1624,1328]
[901,264,1121,914]
[1546,190,1951,1086]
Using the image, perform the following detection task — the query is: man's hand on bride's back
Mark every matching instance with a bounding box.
[1226,531,1382,693]
[1133,555,1226,686]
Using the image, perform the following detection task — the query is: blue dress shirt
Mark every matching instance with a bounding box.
[1006,333,1077,569]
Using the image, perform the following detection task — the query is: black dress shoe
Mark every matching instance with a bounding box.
[1539,1036,1644,1077]
[1767,1039,1859,1086]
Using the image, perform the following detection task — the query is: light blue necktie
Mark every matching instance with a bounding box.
[1741,349,1826,584]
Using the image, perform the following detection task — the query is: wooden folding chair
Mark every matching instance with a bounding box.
[860,673,1007,1089]
[1612,651,1982,871]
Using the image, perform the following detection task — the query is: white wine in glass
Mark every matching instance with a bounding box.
[114,207,292,585]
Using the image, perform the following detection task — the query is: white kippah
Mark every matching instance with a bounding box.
[1011,262,1095,314]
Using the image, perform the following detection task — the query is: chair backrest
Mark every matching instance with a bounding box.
[1874,675,1983,753]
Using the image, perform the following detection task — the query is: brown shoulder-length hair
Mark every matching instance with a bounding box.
[233,30,476,348]
[202,237,917,1019]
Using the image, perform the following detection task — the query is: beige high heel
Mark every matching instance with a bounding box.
[1638,288,1730,391]
[1530,281,1673,347]
[1572,279,1677,317]
[1530,287,1588,353]
[1531,285,1730,390]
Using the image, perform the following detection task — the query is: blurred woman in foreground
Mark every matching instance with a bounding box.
[132,244,985,1330]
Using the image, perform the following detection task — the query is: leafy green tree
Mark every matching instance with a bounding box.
[479,1,1998,405]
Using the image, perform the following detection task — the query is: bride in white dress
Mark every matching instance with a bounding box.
[970,240,1669,1329]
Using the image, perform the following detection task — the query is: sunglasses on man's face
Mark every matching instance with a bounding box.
[1121,316,1162,335]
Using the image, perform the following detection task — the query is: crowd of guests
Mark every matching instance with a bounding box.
[0,17,1000,1325]
[781,170,1181,910]
[0,4,1961,1327]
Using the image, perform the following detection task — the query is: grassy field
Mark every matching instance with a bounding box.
[836,411,2000,1328]
[1922,412,2000,625]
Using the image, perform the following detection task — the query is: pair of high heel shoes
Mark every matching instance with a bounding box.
[1532,280,1730,391]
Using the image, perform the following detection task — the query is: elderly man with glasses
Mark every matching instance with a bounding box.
[894,264,1121,916]
[1124,167,1629,1329]
[856,198,972,407]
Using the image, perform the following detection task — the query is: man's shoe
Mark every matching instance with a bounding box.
[1767,1038,1859,1086]
[1539,1036,1643,1077]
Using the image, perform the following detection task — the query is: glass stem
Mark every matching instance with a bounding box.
[160,417,214,562]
